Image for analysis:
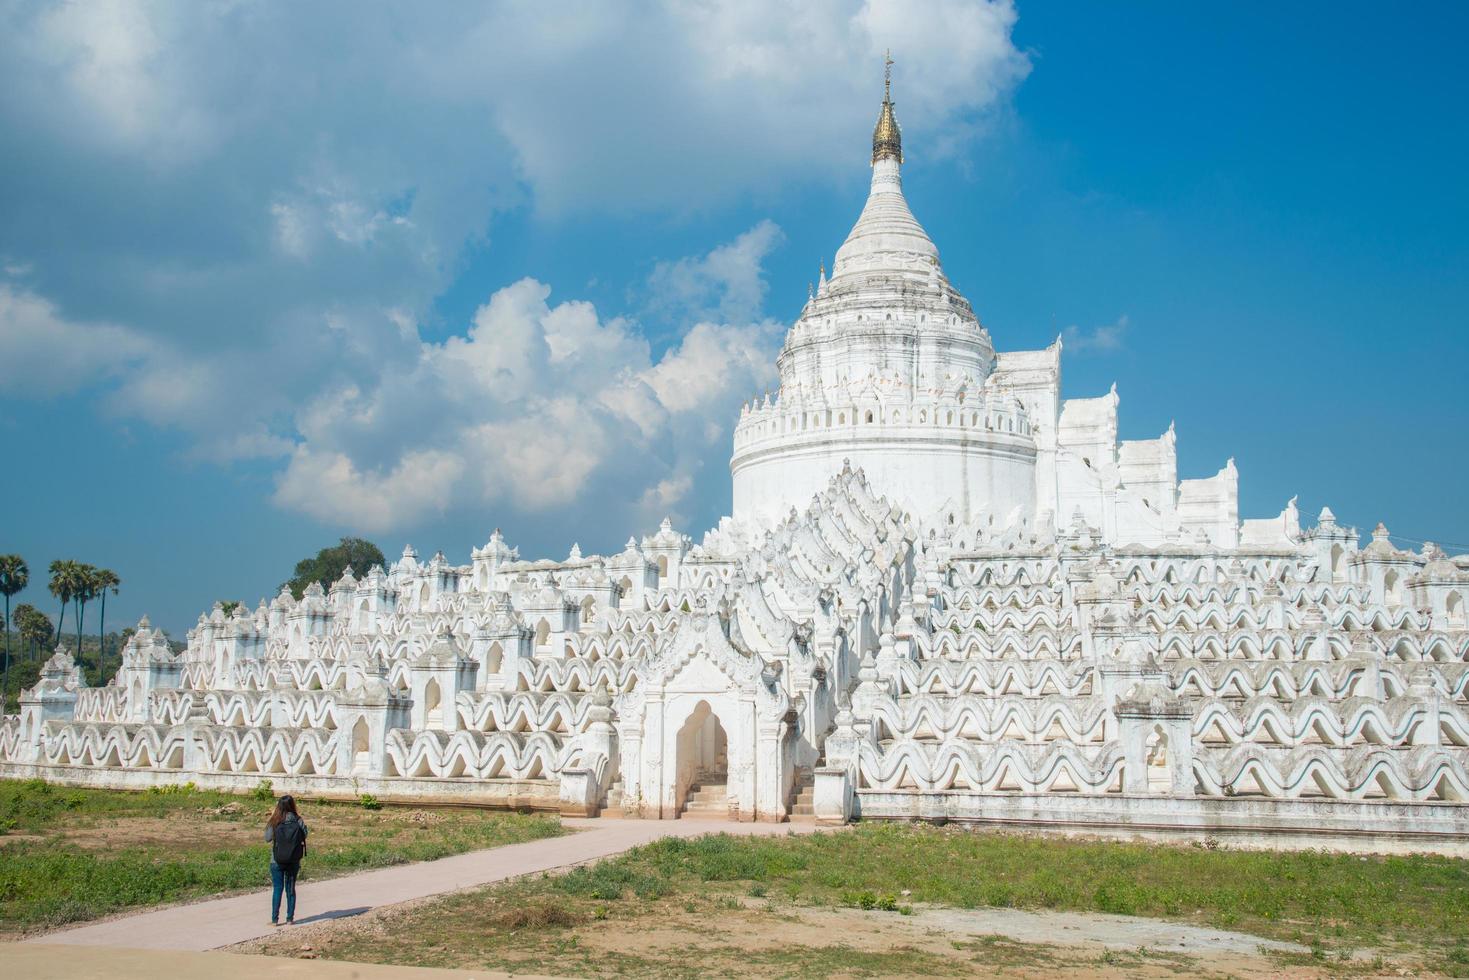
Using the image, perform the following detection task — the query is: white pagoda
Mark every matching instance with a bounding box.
[4,65,1467,850]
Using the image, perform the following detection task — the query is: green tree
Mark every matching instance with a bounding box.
[47,559,79,647]
[218,600,242,616]
[284,537,385,599]
[93,568,120,683]
[14,605,53,661]
[70,564,100,679]
[0,555,28,702]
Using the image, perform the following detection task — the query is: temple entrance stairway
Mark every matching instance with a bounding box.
[788,768,816,820]
[681,770,729,818]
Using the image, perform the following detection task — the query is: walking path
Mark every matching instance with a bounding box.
[4,945,544,980]
[25,817,818,952]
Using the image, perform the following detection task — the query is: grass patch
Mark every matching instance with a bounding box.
[618,824,1469,950]
[244,824,1469,976]
[0,777,563,934]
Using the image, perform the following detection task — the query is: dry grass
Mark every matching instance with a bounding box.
[493,894,586,931]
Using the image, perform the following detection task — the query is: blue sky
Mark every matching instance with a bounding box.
[1,1,1466,637]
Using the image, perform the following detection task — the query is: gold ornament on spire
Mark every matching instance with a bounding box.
[872,50,902,165]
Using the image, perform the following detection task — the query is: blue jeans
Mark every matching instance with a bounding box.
[270,861,298,922]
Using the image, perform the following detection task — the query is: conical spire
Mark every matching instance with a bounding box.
[834,51,937,280]
[871,50,902,165]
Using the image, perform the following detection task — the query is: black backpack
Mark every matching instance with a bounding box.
[272,817,305,866]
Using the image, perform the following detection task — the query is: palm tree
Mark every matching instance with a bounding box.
[13,605,50,662]
[0,555,28,707]
[72,564,98,681]
[48,559,76,647]
[94,568,120,684]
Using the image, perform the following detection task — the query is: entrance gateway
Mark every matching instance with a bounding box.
[610,614,799,821]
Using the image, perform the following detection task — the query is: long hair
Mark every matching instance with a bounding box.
[268,794,299,829]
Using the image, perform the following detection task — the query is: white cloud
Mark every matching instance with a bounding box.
[472,0,1029,212]
[274,447,464,532]
[642,320,782,416]
[6,2,1028,211]
[646,220,785,325]
[271,202,312,259]
[0,2,1027,534]
[266,225,782,532]
[640,474,695,518]
[1062,314,1128,355]
[0,284,153,396]
[19,0,223,163]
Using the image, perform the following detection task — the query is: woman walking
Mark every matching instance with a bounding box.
[265,795,309,926]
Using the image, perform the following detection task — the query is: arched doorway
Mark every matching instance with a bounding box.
[351,717,371,774]
[1384,570,1403,606]
[675,699,729,817]
[1145,725,1170,794]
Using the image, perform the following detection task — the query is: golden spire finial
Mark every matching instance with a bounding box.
[872,51,902,165]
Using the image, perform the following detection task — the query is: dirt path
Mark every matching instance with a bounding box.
[1,944,556,980]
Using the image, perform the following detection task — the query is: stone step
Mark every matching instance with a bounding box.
[682,782,729,815]
[788,769,815,814]
[682,805,730,818]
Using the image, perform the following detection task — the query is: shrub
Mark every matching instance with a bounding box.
[494,895,583,930]
[146,781,198,796]
[251,779,275,802]
[359,794,382,811]
[843,889,899,912]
